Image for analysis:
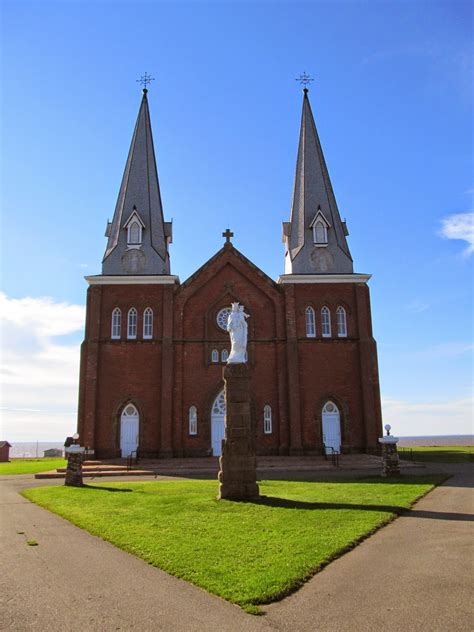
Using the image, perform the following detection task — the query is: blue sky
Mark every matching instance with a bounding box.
[1,0,472,440]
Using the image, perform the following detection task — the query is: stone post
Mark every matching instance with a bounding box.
[64,445,85,487]
[378,433,400,477]
[218,363,259,500]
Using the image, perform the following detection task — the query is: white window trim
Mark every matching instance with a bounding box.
[321,307,332,338]
[221,349,229,362]
[305,306,316,338]
[309,209,331,247]
[337,306,347,338]
[189,406,198,436]
[123,210,145,246]
[143,307,153,340]
[127,308,137,340]
[263,405,272,434]
[111,308,121,339]
[211,349,219,363]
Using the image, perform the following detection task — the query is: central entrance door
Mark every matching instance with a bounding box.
[211,390,226,456]
[120,404,139,457]
[322,401,341,454]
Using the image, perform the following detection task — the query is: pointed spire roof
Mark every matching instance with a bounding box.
[284,88,353,274]
[102,89,171,275]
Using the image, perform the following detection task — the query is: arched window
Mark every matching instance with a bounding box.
[127,308,137,339]
[263,405,272,434]
[337,306,347,337]
[305,306,316,337]
[129,221,141,244]
[111,308,121,339]
[189,406,198,435]
[211,349,219,363]
[221,349,229,362]
[321,307,331,337]
[143,308,153,339]
[314,220,328,244]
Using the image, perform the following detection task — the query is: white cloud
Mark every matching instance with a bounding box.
[404,299,430,313]
[406,342,474,360]
[0,293,85,441]
[382,394,474,436]
[439,211,474,256]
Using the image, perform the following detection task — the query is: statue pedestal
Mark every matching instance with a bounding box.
[218,363,259,500]
[64,445,85,487]
[378,436,400,477]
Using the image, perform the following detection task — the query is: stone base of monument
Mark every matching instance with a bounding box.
[378,436,400,476]
[65,445,85,487]
[218,363,259,500]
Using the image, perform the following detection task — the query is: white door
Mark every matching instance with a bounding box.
[211,390,226,456]
[322,401,341,454]
[120,404,139,457]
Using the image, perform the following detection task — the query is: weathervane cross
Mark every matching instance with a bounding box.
[295,71,314,89]
[222,228,234,243]
[136,72,155,90]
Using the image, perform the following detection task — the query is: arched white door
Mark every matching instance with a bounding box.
[211,390,226,456]
[120,404,139,457]
[322,401,341,454]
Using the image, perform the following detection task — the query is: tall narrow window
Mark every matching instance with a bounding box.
[211,349,219,363]
[189,406,198,435]
[143,308,153,339]
[305,306,316,337]
[263,405,272,434]
[111,308,121,339]
[129,221,141,244]
[127,308,137,339]
[337,306,347,337]
[221,349,229,362]
[321,307,331,337]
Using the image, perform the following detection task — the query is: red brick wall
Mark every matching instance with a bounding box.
[77,248,383,458]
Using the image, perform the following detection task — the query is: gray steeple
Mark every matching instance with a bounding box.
[282,89,353,274]
[102,89,172,275]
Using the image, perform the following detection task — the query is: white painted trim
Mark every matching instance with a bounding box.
[278,274,371,284]
[123,210,146,229]
[86,275,180,285]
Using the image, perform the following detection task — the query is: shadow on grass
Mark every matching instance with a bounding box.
[239,495,474,522]
[83,484,133,493]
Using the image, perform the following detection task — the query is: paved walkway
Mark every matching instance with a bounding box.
[0,463,472,631]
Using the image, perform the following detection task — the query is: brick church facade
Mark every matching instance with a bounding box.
[77,87,383,459]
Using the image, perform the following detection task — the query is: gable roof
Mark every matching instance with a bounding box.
[179,242,279,297]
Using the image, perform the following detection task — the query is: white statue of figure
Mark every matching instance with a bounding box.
[226,302,249,363]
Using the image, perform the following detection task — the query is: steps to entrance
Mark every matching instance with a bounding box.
[34,455,423,479]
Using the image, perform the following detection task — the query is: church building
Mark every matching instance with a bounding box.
[77,85,383,459]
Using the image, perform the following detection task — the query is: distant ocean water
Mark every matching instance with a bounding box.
[8,435,473,457]
[10,442,65,458]
[397,435,473,447]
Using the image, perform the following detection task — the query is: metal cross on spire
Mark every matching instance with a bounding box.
[136,72,155,90]
[295,71,314,90]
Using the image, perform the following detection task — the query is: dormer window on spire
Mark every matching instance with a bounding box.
[123,209,145,248]
[309,208,331,247]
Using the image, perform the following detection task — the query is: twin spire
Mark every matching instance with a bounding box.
[282,89,353,274]
[103,86,353,276]
[103,89,171,275]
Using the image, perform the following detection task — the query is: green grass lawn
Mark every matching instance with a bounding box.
[23,476,442,612]
[398,446,473,463]
[0,458,66,475]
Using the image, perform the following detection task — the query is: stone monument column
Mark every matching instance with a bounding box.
[218,302,259,500]
[378,424,400,477]
[64,436,85,487]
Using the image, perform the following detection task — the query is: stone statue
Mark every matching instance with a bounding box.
[226,302,249,363]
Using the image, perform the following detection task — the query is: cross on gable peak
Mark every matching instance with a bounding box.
[222,228,234,243]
